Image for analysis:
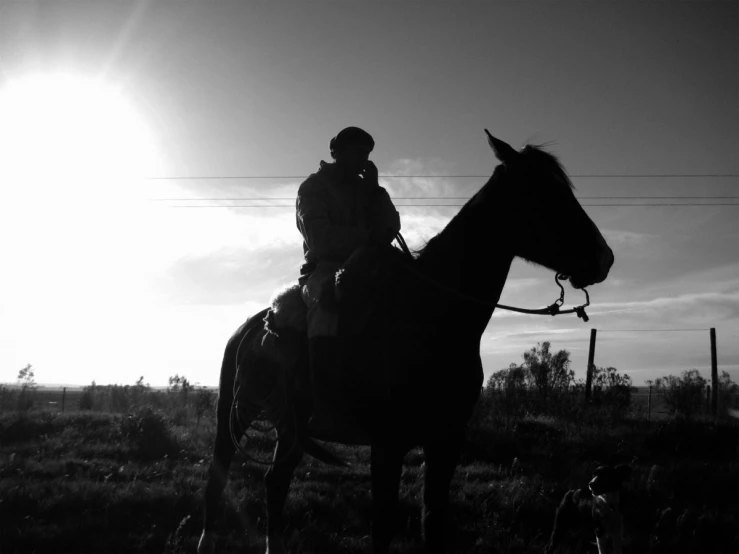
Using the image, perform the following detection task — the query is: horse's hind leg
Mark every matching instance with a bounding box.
[199,396,260,554]
[199,319,257,554]
[422,431,464,553]
[264,429,304,554]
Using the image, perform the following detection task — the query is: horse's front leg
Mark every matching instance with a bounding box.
[370,442,405,554]
[422,431,464,553]
[264,430,304,554]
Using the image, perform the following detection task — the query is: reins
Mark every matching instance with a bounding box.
[394,233,591,322]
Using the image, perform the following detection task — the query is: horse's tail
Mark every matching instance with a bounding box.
[223,308,347,467]
[214,309,269,456]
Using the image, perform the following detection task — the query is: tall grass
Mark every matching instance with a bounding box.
[1,387,738,553]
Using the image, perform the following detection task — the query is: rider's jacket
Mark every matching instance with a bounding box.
[296,161,401,271]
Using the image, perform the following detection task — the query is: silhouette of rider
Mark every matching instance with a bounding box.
[296,126,401,432]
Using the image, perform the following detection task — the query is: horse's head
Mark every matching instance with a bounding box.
[484,130,613,289]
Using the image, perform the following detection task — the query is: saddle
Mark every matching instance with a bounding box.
[265,245,401,340]
[259,246,404,399]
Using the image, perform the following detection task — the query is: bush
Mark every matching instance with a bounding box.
[483,342,579,422]
[194,387,216,426]
[109,385,131,412]
[0,386,17,412]
[78,389,94,411]
[480,345,633,428]
[76,379,160,413]
[717,371,739,417]
[170,406,189,427]
[655,370,707,419]
[590,366,632,421]
[15,365,37,412]
[119,405,178,460]
[16,387,35,412]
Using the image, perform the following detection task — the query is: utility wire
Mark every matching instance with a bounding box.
[164,203,739,205]
[149,196,739,201]
[142,174,739,180]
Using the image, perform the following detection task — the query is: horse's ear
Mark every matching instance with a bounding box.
[485,129,517,165]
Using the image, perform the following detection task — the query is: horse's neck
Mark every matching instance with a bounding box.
[415,185,514,333]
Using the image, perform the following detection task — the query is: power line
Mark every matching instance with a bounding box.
[165,203,739,208]
[149,196,739,201]
[143,173,739,180]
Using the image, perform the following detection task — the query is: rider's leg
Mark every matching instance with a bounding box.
[301,263,354,433]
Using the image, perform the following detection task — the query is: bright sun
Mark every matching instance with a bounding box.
[0,73,157,191]
[0,72,159,253]
[0,73,161,370]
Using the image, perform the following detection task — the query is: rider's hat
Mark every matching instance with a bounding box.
[329,127,374,158]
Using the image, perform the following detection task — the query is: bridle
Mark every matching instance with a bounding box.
[394,233,590,322]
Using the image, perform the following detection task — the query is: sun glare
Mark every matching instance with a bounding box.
[0,73,162,379]
[0,72,159,251]
[0,73,157,187]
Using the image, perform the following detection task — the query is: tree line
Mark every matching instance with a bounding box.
[470,342,739,430]
[3,351,737,424]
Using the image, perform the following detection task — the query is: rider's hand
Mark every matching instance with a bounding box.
[360,160,379,186]
[370,226,395,246]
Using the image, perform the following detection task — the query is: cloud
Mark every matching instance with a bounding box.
[395,209,452,250]
[591,290,739,324]
[601,228,669,260]
[502,277,546,294]
[159,177,303,204]
[381,156,490,250]
[157,243,303,306]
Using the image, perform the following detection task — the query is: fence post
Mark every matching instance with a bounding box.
[585,328,596,402]
[710,328,718,416]
[648,385,652,421]
[62,387,66,413]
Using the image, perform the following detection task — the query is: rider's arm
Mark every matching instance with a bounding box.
[368,187,401,244]
[296,178,370,259]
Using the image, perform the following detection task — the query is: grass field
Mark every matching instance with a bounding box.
[1,395,738,553]
[20,386,687,418]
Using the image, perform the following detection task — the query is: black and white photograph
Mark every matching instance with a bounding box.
[0,1,737,553]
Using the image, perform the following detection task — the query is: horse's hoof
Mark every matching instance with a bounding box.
[198,530,216,554]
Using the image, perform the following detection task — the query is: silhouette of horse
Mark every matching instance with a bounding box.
[198,130,614,554]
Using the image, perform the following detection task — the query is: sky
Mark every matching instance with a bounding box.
[0,1,737,388]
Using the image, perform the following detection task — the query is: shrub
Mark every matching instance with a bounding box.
[119,405,178,460]
[0,386,16,412]
[655,370,707,419]
[483,342,578,423]
[170,406,189,427]
[109,385,131,412]
[480,345,632,428]
[194,387,216,426]
[590,366,632,421]
[78,389,94,411]
[522,342,574,397]
[717,371,739,417]
[15,364,37,413]
[168,374,192,413]
[16,387,34,412]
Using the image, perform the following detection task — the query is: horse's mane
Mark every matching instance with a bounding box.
[413,143,575,262]
[520,143,576,191]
